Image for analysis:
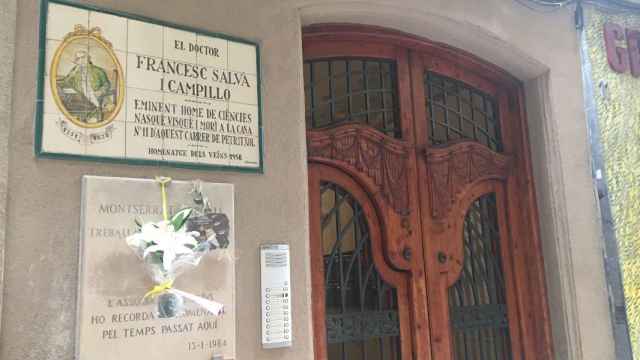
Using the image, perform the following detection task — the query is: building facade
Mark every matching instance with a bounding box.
[0,0,626,359]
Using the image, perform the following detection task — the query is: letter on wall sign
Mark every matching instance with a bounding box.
[604,22,629,73]
[627,29,640,78]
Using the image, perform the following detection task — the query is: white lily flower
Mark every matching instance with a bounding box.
[127,222,163,249]
[127,220,199,272]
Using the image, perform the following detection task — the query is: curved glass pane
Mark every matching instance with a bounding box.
[448,193,512,360]
[304,59,401,138]
[320,181,401,360]
[424,72,503,151]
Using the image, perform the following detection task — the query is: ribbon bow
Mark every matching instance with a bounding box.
[143,279,174,300]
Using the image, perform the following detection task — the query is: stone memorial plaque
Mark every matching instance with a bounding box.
[37,0,262,172]
[78,176,235,359]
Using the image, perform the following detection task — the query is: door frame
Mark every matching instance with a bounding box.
[304,24,553,360]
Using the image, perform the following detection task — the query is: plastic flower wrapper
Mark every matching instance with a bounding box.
[125,177,224,318]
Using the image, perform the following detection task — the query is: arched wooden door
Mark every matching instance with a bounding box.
[305,25,553,360]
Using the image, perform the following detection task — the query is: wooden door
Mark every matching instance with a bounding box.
[304,25,553,360]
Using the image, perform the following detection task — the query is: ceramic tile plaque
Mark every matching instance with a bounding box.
[37,0,262,172]
[78,176,235,359]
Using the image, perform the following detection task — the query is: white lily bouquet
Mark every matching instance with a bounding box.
[126,177,227,318]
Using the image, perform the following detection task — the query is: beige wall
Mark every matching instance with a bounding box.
[0,0,616,359]
[0,0,17,339]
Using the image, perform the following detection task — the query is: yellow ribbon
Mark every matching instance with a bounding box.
[155,177,172,222]
[143,279,174,300]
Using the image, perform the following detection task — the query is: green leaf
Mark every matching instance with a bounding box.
[170,208,193,231]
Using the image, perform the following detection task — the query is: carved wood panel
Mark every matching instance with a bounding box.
[307,124,411,216]
[425,141,512,224]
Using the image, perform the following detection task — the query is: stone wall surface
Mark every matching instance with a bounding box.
[0,0,618,359]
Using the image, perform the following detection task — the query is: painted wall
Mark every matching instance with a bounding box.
[1,1,312,359]
[583,7,640,358]
[0,0,619,359]
[0,0,17,337]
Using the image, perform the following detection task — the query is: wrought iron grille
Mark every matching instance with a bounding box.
[448,193,512,360]
[424,72,503,151]
[304,59,401,138]
[320,181,401,360]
